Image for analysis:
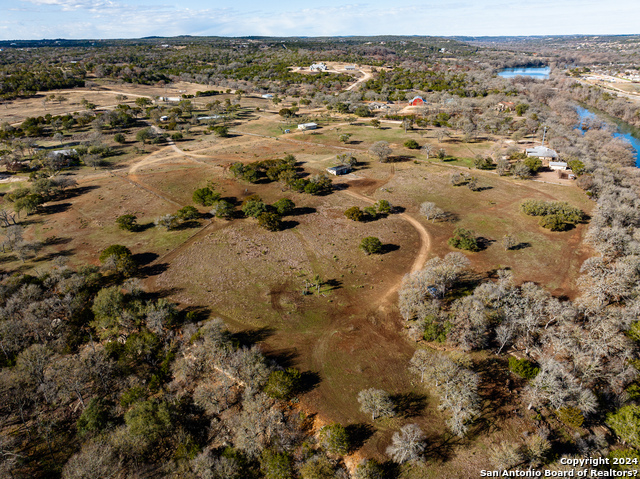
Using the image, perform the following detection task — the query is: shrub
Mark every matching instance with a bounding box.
[176,205,200,220]
[212,125,229,137]
[450,172,469,186]
[524,157,542,173]
[114,133,126,144]
[360,236,383,255]
[209,200,234,218]
[116,214,138,231]
[375,199,392,215]
[258,212,282,231]
[513,162,531,179]
[520,200,583,222]
[77,398,111,435]
[124,400,172,443]
[608,450,640,472]
[474,156,493,169]
[567,159,585,176]
[404,139,420,149]
[242,199,268,218]
[273,198,295,216]
[260,450,294,479]
[99,244,132,263]
[539,214,568,231]
[318,423,350,455]
[508,357,540,379]
[556,406,584,428]
[264,368,301,399]
[607,405,640,449]
[155,214,180,230]
[423,317,451,343]
[192,187,220,206]
[171,132,183,141]
[448,228,479,252]
[364,206,377,219]
[355,105,373,117]
[344,206,364,221]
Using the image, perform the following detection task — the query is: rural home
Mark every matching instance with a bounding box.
[408,96,425,106]
[369,102,390,110]
[310,63,328,72]
[326,165,351,175]
[345,65,357,71]
[526,146,559,161]
[298,122,318,131]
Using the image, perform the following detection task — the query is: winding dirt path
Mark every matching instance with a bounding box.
[345,69,373,92]
[340,189,431,306]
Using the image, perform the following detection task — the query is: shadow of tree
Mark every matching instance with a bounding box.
[345,423,375,453]
[232,326,276,347]
[391,392,428,418]
[298,371,321,395]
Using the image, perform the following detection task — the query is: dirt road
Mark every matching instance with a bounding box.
[341,189,431,306]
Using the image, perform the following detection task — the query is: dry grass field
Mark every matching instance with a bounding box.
[0,82,596,477]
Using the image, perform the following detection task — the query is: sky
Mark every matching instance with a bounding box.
[0,0,638,40]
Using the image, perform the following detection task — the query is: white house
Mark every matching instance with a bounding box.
[345,65,357,71]
[298,122,317,131]
[549,161,568,171]
[310,63,328,72]
[526,146,559,160]
[159,97,181,102]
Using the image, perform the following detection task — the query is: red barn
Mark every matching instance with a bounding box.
[408,96,425,106]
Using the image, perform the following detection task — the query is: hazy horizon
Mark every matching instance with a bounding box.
[1,0,639,41]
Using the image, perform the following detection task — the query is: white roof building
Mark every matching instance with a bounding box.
[297,122,317,130]
[549,161,568,170]
[310,63,328,72]
[526,146,559,159]
[49,149,77,157]
[261,94,274,99]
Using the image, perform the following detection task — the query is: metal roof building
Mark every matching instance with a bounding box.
[526,146,559,159]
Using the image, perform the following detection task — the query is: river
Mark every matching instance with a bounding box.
[498,67,550,79]
[575,105,640,167]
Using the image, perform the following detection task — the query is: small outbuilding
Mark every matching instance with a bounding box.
[549,161,568,171]
[345,65,357,71]
[261,94,274,99]
[298,122,318,131]
[160,115,169,122]
[408,96,425,106]
[326,165,351,175]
